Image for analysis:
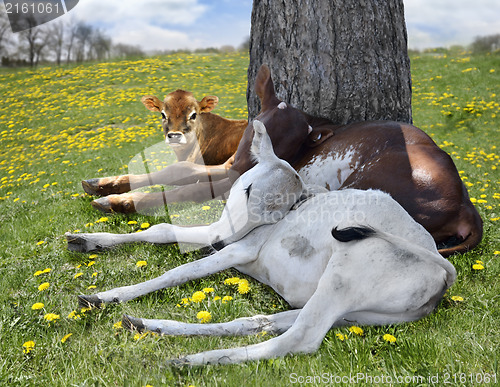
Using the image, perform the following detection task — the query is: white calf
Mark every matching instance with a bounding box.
[67,121,456,365]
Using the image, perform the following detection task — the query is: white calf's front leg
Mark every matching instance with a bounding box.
[78,242,257,308]
[66,223,212,252]
[122,310,300,337]
[177,256,349,365]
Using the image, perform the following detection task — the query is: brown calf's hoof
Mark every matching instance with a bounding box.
[82,176,131,197]
[91,195,137,214]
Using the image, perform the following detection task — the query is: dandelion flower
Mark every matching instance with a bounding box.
[128,220,137,225]
[336,333,345,341]
[89,254,98,259]
[74,272,83,279]
[349,326,364,336]
[191,291,206,303]
[472,263,484,270]
[140,222,150,229]
[213,296,221,301]
[451,296,464,302]
[202,287,214,294]
[44,313,60,322]
[202,206,211,210]
[222,296,233,303]
[113,321,123,329]
[36,241,45,246]
[61,333,72,343]
[67,310,81,320]
[237,279,250,294]
[22,340,35,354]
[136,260,147,268]
[224,277,240,285]
[383,334,396,343]
[87,261,95,267]
[32,302,44,310]
[38,282,50,291]
[196,311,212,323]
[87,285,96,290]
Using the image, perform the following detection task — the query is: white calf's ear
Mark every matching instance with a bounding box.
[251,120,276,163]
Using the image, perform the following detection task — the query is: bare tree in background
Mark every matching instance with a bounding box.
[47,20,65,65]
[74,21,93,62]
[90,29,112,61]
[247,0,412,124]
[19,17,48,67]
[0,10,12,57]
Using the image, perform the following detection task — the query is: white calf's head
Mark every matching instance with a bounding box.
[209,120,306,248]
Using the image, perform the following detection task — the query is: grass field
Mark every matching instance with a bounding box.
[0,51,498,386]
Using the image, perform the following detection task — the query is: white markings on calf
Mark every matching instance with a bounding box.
[298,147,359,190]
[277,102,287,109]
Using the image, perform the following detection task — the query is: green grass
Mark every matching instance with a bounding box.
[0,51,498,386]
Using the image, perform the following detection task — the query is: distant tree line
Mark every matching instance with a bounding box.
[0,11,149,67]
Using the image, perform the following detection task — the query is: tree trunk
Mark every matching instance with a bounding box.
[247,0,412,124]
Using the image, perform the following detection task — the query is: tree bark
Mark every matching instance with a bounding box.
[247,0,412,124]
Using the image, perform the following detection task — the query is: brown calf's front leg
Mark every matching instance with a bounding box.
[82,162,232,197]
[91,178,233,213]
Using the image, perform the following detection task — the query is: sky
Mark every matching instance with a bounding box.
[5,0,500,51]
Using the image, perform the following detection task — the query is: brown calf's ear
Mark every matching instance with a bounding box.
[199,96,219,112]
[255,64,278,111]
[141,95,163,112]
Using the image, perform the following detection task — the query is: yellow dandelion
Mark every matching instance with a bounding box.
[472,264,484,270]
[202,205,211,210]
[196,311,212,323]
[22,340,35,354]
[136,260,147,268]
[191,291,206,303]
[336,333,345,341]
[33,270,43,276]
[89,254,98,259]
[202,287,214,293]
[140,222,150,229]
[222,296,233,303]
[74,272,83,279]
[113,321,123,329]
[237,279,250,294]
[383,334,396,343]
[213,296,221,301]
[451,296,464,302]
[38,282,50,291]
[128,220,138,225]
[61,333,73,343]
[67,310,80,320]
[31,302,44,310]
[44,313,60,322]
[42,268,51,274]
[224,277,240,285]
[87,261,95,267]
[36,241,45,246]
[349,326,364,336]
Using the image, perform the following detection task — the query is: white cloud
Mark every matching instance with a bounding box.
[404,0,500,49]
[110,22,202,51]
[70,0,208,27]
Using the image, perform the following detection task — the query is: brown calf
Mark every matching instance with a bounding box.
[82,90,247,202]
[84,65,482,256]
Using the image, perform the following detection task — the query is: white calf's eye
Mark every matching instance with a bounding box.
[189,112,197,120]
[161,111,168,120]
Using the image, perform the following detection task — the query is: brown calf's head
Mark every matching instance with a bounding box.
[232,65,312,176]
[141,90,219,146]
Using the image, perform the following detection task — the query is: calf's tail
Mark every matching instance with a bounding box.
[331,225,457,287]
